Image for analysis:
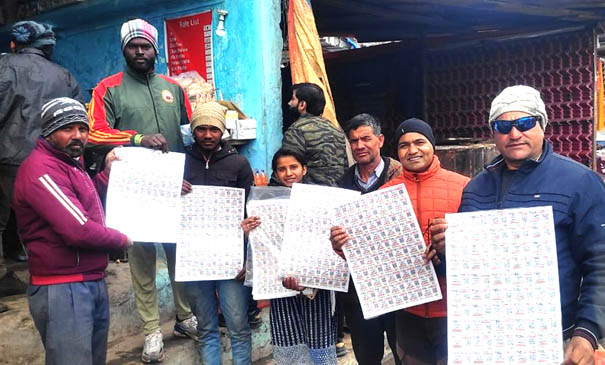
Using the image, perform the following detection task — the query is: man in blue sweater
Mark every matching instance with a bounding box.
[430,85,605,365]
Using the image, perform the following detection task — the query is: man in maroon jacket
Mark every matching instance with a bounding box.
[12,97,132,365]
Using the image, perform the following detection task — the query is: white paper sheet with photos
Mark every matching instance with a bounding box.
[247,196,298,300]
[105,147,184,243]
[279,183,360,292]
[175,185,245,281]
[334,183,442,319]
[445,206,563,364]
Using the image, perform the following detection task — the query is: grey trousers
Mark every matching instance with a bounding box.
[27,279,110,365]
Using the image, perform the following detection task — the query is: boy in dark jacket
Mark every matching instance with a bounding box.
[182,101,254,364]
[13,97,132,365]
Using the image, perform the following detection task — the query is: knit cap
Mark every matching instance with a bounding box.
[191,101,227,133]
[11,21,56,48]
[394,118,436,149]
[489,85,548,130]
[40,98,89,137]
[120,19,159,54]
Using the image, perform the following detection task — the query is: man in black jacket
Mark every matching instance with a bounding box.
[332,114,402,365]
[0,21,84,290]
[182,101,254,364]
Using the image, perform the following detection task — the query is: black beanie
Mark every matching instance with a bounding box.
[40,97,89,137]
[394,118,435,148]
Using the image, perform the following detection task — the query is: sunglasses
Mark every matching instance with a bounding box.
[492,116,541,134]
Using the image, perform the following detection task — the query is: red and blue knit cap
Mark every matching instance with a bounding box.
[394,118,436,149]
[120,19,159,54]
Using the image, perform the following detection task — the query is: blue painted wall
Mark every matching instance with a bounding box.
[3,0,283,172]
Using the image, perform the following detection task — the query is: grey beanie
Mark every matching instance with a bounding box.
[488,85,548,130]
[41,97,89,137]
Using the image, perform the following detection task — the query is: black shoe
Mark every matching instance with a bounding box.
[0,302,8,313]
[248,310,262,329]
[0,271,27,297]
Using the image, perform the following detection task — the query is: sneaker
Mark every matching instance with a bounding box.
[141,330,164,363]
[336,341,348,357]
[173,316,198,340]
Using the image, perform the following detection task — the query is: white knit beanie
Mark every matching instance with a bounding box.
[488,85,548,130]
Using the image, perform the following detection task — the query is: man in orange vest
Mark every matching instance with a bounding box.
[331,118,469,365]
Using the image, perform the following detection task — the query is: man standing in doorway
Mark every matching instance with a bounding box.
[88,18,196,363]
[280,82,349,187]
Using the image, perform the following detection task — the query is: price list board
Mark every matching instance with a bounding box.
[164,11,214,83]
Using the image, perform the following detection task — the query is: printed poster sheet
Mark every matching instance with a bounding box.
[445,206,563,364]
[279,183,360,292]
[335,184,442,319]
[175,186,245,281]
[106,147,184,243]
[247,199,298,300]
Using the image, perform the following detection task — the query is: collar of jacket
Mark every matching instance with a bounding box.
[401,155,441,182]
[124,65,156,83]
[36,137,84,169]
[485,139,551,174]
[188,140,237,163]
[18,47,47,59]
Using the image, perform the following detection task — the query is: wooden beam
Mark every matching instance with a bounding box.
[391,0,605,21]
[318,0,458,27]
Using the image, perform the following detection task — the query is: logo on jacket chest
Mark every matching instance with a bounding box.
[161,90,174,103]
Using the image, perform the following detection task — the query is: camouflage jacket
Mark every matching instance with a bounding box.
[282,114,348,187]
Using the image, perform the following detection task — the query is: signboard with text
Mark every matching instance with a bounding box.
[164,11,214,84]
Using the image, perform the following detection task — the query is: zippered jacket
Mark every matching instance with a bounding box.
[13,138,129,285]
[281,114,348,187]
[184,141,254,197]
[0,47,84,168]
[88,66,192,152]
[459,140,605,344]
[381,156,469,318]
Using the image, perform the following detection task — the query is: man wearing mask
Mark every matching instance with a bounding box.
[88,18,195,363]
[0,21,85,282]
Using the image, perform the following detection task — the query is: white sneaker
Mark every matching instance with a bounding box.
[173,315,198,340]
[142,330,164,363]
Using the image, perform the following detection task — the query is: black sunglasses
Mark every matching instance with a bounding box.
[492,116,541,134]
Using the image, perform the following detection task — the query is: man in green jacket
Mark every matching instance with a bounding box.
[88,18,195,363]
[280,82,349,187]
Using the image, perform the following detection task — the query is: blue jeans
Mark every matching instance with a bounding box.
[186,279,251,364]
[27,279,110,365]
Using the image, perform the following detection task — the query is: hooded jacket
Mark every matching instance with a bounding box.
[88,66,191,152]
[459,140,605,345]
[0,47,84,169]
[13,138,128,285]
[381,156,469,318]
